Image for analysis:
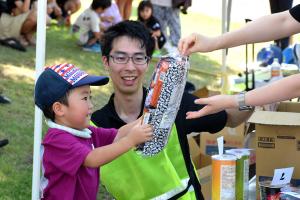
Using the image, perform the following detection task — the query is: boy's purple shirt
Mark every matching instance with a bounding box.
[41,126,117,200]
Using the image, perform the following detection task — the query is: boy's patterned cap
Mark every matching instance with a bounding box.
[34,63,109,110]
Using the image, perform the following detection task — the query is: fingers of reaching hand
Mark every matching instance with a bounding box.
[178,38,184,54]
[182,34,198,56]
[186,103,212,119]
[178,38,190,56]
[186,110,205,119]
[194,98,207,105]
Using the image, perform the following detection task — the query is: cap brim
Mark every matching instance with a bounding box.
[73,75,109,87]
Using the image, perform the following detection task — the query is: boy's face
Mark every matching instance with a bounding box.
[102,36,149,95]
[57,85,93,130]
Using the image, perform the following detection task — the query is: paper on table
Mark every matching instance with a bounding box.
[271,167,294,186]
[217,136,224,156]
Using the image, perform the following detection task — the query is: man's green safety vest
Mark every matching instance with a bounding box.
[100,125,198,200]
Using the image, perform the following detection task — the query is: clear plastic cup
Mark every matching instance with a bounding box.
[259,180,288,200]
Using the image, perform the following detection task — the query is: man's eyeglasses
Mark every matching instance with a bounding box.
[109,54,150,65]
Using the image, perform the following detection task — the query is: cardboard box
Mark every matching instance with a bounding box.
[199,124,245,156]
[188,137,212,200]
[189,137,211,167]
[248,102,300,197]
[197,165,212,200]
[192,87,220,98]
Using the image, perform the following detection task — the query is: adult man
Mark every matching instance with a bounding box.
[91,20,252,200]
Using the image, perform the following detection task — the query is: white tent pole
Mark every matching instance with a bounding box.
[221,0,232,93]
[32,0,47,199]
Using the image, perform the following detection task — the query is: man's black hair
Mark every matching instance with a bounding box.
[137,1,153,22]
[91,0,111,10]
[101,20,155,58]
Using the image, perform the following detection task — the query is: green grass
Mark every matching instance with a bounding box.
[0,2,274,198]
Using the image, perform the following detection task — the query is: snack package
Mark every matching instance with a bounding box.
[136,54,189,156]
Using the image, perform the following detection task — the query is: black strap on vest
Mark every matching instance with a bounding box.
[168,179,192,200]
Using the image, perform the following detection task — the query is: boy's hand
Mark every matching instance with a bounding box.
[126,123,153,147]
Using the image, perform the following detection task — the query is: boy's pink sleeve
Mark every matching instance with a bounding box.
[89,126,118,148]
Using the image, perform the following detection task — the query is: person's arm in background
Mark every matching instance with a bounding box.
[186,74,300,119]
[178,7,300,55]
[15,0,31,13]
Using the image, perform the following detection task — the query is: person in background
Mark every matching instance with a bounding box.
[150,0,181,54]
[35,63,153,199]
[73,0,111,53]
[115,0,132,20]
[0,0,37,47]
[137,1,166,58]
[47,0,63,24]
[178,5,300,119]
[91,20,252,200]
[269,0,293,50]
[99,1,122,39]
[55,0,81,26]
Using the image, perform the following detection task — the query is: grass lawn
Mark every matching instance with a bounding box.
[0,1,274,199]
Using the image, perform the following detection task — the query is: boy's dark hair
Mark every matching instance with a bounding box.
[137,1,153,22]
[101,20,155,58]
[91,0,111,10]
[43,91,70,122]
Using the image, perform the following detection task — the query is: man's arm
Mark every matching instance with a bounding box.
[15,0,30,13]
[176,92,227,134]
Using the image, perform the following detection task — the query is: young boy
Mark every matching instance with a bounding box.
[73,0,111,52]
[34,63,153,199]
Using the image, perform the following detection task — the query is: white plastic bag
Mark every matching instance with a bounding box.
[136,54,189,156]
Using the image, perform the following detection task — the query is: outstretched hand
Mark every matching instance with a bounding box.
[186,95,237,119]
[178,33,215,56]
